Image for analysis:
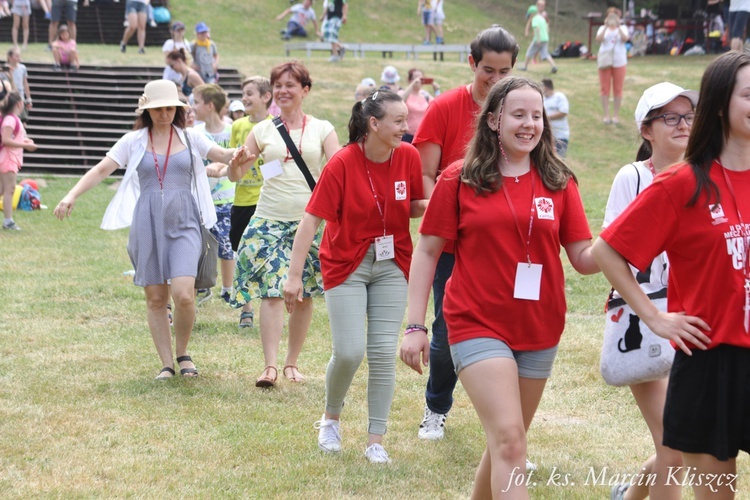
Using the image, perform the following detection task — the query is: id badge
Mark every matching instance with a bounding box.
[513,262,542,301]
[375,235,395,261]
[260,159,284,180]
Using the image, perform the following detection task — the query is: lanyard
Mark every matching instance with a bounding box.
[501,168,535,265]
[647,157,657,177]
[361,140,392,237]
[149,127,173,192]
[720,162,750,333]
[281,114,306,162]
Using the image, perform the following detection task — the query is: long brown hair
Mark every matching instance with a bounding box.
[461,76,574,194]
[684,51,750,206]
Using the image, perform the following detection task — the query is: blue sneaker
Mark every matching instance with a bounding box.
[220,291,231,304]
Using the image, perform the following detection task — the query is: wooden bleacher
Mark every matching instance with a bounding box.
[19,61,244,174]
[0,0,171,46]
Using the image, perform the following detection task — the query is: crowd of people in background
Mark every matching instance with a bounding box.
[4,4,750,498]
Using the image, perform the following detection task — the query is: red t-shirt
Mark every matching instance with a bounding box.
[420,161,592,349]
[306,142,424,290]
[601,160,750,350]
[412,84,480,175]
[413,84,480,254]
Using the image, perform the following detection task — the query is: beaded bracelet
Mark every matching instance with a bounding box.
[404,324,428,335]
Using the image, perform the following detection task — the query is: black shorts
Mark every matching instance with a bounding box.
[663,344,750,460]
[230,204,256,252]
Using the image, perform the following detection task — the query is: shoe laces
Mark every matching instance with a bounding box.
[314,418,341,446]
[364,443,390,463]
[420,407,447,431]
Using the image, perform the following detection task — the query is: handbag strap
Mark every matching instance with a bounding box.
[183,129,207,225]
[272,116,316,191]
[607,288,667,311]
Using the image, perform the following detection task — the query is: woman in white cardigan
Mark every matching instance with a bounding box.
[54,80,252,380]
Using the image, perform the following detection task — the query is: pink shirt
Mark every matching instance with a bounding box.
[53,39,77,65]
[0,114,25,173]
[403,90,431,135]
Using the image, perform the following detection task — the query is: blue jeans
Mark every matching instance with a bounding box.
[425,251,456,415]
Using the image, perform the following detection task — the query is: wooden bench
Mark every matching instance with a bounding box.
[284,41,470,61]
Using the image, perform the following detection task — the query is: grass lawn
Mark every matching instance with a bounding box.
[1,3,744,497]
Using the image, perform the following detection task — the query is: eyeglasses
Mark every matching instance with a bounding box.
[651,112,695,126]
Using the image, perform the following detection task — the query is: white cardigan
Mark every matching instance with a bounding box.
[101,126,217,230]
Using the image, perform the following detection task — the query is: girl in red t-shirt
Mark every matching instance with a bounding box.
[594,52,750,498]
[401,77,598,497]
[284,89,426,464]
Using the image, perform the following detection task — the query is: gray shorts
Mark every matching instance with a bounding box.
[51,0,77,22]
[450,337,558,379]
[526,41,550,60]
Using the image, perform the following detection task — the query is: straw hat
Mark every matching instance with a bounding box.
[137,80,188,111]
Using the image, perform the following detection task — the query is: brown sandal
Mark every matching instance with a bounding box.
[283,364,305,382]
[255,366,278,388]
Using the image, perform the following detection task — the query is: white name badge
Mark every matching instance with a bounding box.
[260,159,284,180]
[513,262,542,301]
[375,235,395,261]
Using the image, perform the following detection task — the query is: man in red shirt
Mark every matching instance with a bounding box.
[411,25,519,441]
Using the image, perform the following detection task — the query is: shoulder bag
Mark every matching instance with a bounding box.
[272,116,316,191]
[184,130,219,289]
[600,164,675,386]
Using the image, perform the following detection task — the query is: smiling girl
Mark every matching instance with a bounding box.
[400,76,598,498]
[284,90,425,464]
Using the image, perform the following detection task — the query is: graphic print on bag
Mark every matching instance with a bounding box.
[618,314,642,353]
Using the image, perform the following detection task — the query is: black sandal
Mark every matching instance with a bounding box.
[177,355,199,377]
[155,366,175,380]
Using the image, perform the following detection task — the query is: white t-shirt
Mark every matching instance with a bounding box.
[597,25,629,68]
[162,39,191,54]
[290,4,316,26]
[543,91,569,140]
[603,161,669,297]
[729,0,750,13]
[253,116,334,221]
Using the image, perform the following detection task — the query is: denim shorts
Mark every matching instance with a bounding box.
[125,0,149,16]
[450,337,558,379]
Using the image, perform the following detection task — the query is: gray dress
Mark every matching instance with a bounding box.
[127,148,201,287]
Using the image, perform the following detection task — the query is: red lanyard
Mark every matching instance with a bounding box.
[361,140,392,237]
[647,158,657,177]
[149,128,173,192]
[720,162,750,333]
[281,115,306,162]
[501,168,535,265]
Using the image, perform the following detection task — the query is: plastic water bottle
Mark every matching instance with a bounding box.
[123,270,135,277]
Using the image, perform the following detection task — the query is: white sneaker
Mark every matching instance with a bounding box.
[364,443,391,464]
[418,405,447,440]
[526,458,537,472]
[314,414,341,453]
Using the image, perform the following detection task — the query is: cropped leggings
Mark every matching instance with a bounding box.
[324,245,407,436]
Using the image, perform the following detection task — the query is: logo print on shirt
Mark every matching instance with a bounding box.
[711,203,728,225]
[535,197,554,220]
[394,181,407,200]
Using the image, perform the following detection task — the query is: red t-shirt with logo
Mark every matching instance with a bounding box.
[600,160,750,350]
[419,161,592,349]
[306,142,424,290]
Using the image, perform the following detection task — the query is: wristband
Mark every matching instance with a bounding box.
[404,324,428,335]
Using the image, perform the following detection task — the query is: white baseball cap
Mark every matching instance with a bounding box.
[229,100,245,113]
[634,82,698,132]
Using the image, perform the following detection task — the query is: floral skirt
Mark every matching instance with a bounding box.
[231,216,324,306]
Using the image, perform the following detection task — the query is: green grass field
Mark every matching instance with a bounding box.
[0,1,743,498]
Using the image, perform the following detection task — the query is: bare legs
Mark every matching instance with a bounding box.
[460,358,547,499]
[144,276,197,376]
[0,171,16,222]
[12,14,29,50]
[623,379,683,500]
[258,297,312,378]
[121,11,147,51]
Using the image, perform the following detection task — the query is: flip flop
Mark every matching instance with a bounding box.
[283,364,305,383]
[176,355,199,378]
[155,366,175,380]
[256,366,278,388]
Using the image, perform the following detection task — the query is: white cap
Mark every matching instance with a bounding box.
[380,65,400,84]
[360,77,377,87]
[634,82,698,132]
[229,100,245,113]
